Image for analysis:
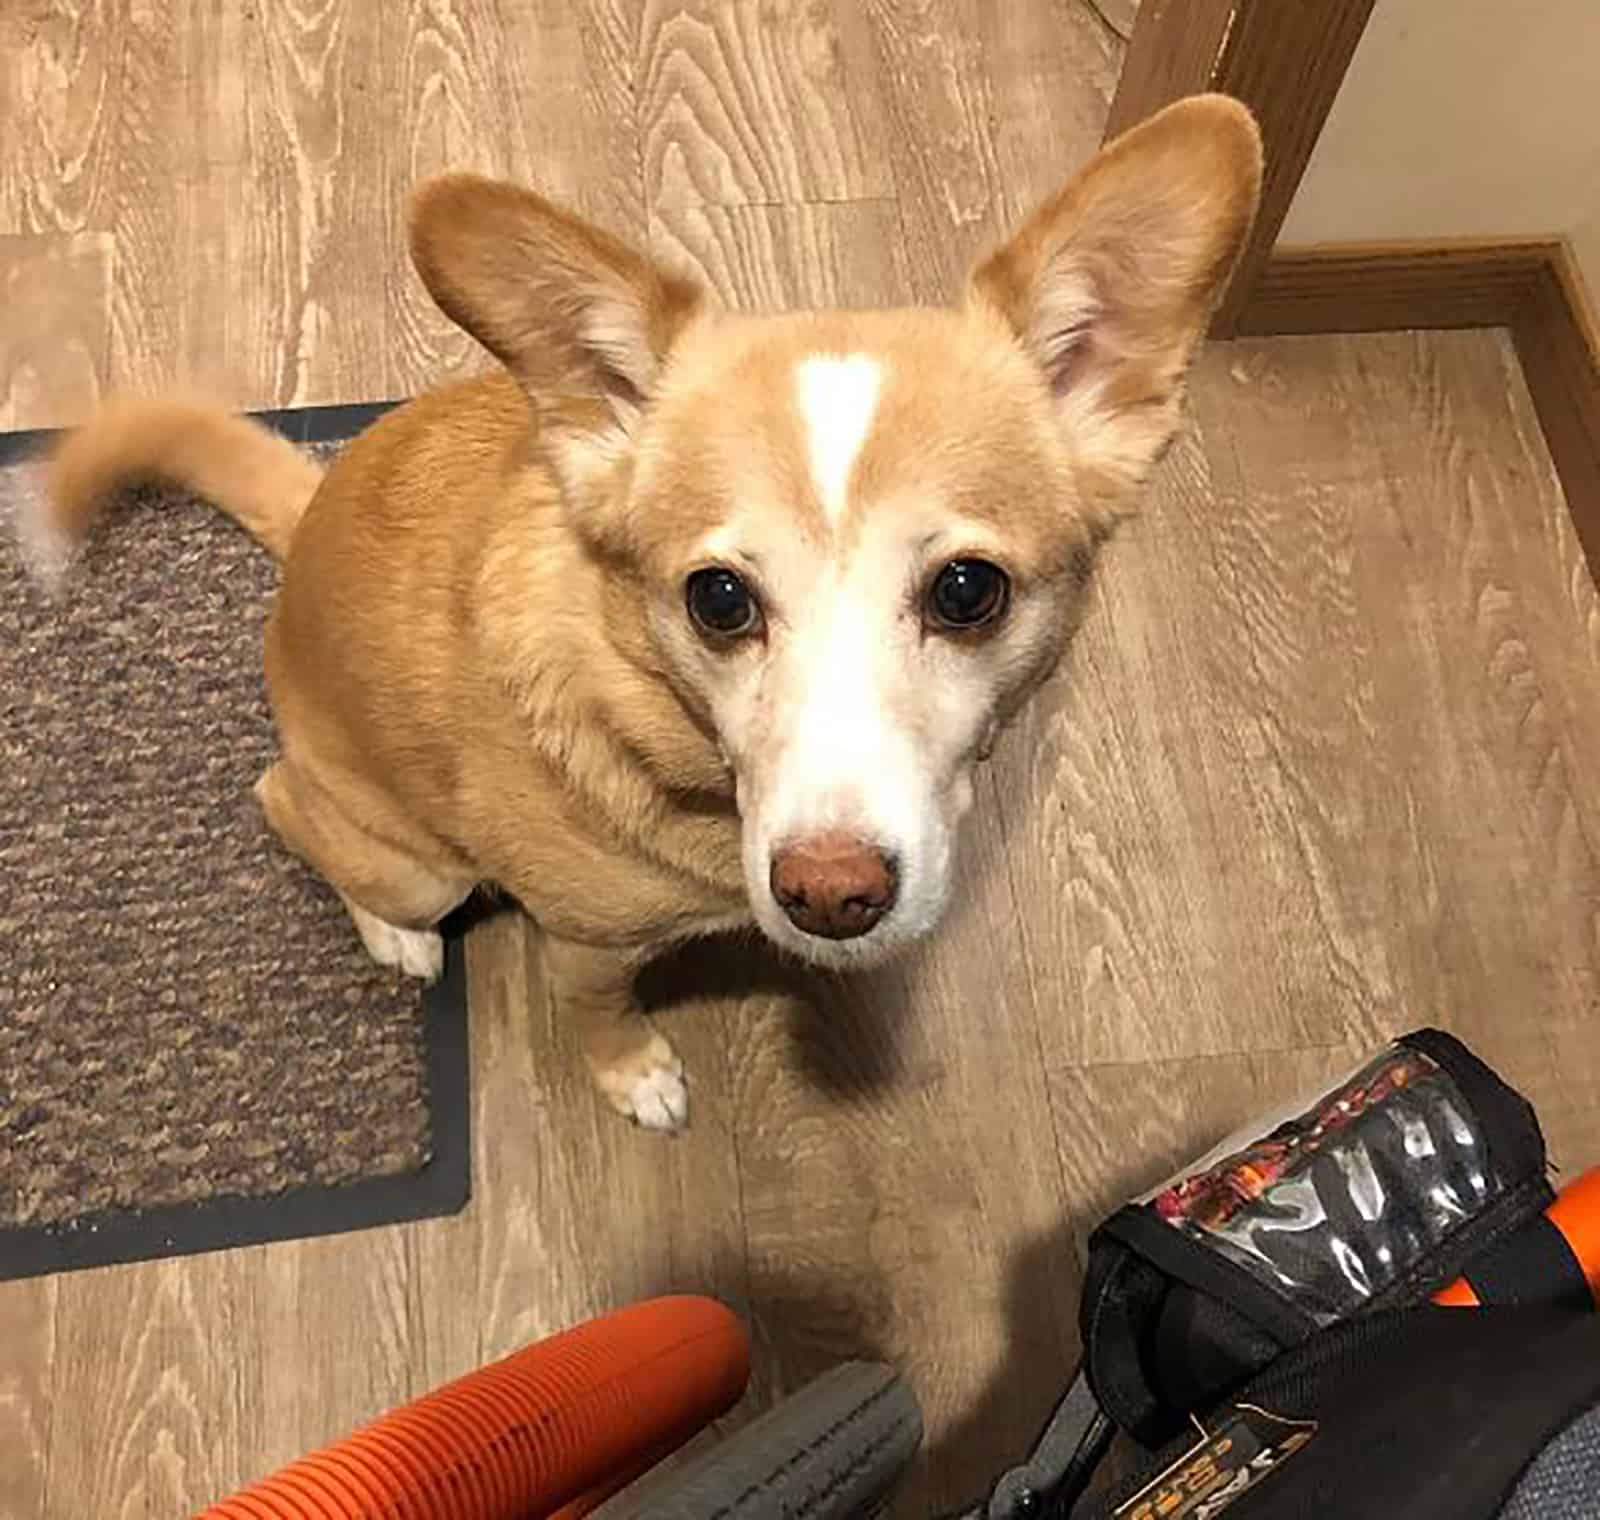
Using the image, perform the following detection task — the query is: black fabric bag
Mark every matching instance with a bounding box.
[946,1027,1596,1520]
[1079,1030,1555,1447]
[1079,1307,1600,1519]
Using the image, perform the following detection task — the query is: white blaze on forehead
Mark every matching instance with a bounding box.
[794,354,882,524]
[770,577,898,819]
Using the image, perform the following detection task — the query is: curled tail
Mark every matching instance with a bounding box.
[31,395,325,581]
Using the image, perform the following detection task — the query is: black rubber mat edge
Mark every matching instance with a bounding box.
[0,398,404,466]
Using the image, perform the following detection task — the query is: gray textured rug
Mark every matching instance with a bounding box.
[0,421,459,1270]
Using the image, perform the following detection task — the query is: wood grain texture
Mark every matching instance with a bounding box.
[650,198,908,312]
[467,917,747,1361]
[1236,235,1600,633]
[861,0,1004,304]
[90,2,188,402]
[994,419,1377,1069]
[0,1277,55,1520]
[0,229,111,429]
[380,0,648,398]
[221,1225,416,1493]
[639,0,892,213]
[1101,0,1236,141]
[1085,0,1142,44]
[9,7,1600,1520]
[977,0,1122,227]
[43,1255,242,1517]
[214,0,390,407]
[0,0,122,237]
[1189,330,1600,1172]
[1364,330,1600,1171]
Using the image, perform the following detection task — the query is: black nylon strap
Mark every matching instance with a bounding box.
[1401,1028,1548,1184]
[1461,1213,1594,1311]
[1096,1205,1316,1346]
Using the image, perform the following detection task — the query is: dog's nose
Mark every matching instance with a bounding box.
[769,833,898,940]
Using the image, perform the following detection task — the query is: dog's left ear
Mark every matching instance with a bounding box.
[409,174,706,505]
[969,95,1261,516]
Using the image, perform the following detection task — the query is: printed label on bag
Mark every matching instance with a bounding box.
[1114,1403,1316,1520]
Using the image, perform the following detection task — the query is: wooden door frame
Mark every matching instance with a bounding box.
[1106,0,1380,337]
[1106,0,1600,583]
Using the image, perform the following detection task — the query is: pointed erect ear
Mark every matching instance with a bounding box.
[969,94,1262,511]
[408,174,706,497]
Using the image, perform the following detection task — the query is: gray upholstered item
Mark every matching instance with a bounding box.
[1499,1403,1600,1519]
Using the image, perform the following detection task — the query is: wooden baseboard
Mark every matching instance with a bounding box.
[1234,240,1560,336]
[1513,248,1600,580]
[1236,238,1600,586]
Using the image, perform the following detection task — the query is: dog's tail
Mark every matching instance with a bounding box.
[28,395,325,584]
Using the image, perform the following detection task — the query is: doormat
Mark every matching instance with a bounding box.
[0,399,473,1282]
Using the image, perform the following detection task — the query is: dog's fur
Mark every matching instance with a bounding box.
[35,97,1261,1129]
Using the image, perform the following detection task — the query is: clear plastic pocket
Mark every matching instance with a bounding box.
[1140,1044,1500,1323]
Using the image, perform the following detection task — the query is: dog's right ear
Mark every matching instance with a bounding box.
[408,174,705,499]
[968,96,1261,525]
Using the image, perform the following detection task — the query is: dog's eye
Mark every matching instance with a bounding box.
[927,559,1009,630]
[686,567,760,638]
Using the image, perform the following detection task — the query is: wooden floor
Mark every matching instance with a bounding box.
[6,4,1600,1517]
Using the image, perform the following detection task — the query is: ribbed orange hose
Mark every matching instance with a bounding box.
[196,1295,749,1520]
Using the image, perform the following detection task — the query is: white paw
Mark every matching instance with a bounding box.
[385,926,445,982]
[626,1062,690,1132]
[350,907,444,983]
[598,1037,689,1133]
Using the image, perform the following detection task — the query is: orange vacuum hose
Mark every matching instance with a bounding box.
[196,1295,749,1520]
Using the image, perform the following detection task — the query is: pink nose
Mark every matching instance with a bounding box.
[769,832,899,940]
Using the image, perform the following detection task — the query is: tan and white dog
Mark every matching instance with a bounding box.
[37,96,1260,1130]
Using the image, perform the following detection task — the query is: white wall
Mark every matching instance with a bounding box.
[1279,0,1600,296]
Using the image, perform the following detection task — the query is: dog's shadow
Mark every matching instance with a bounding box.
[594,1252,901,1514]
[637,930,916,1102]
[639,933,1131,1510]
[459,885,915,1100]
[913,1214,1086,1512]
[686,1216,1117,1516]
[929,1105,1205,1515]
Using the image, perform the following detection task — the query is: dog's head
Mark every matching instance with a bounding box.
[410,97,1261,969]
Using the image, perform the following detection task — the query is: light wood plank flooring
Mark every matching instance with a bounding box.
[5,4,1600,1516]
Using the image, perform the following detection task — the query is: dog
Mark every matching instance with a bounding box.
[34,96,1260,1131]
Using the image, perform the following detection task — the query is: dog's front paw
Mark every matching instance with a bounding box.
[360,919,445,982]
[595,1035,689,1133]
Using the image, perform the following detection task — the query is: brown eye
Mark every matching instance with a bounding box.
[686,567,760,637]
[927,559,1009,630]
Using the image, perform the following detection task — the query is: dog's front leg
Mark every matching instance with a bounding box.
[541,934,687,1132]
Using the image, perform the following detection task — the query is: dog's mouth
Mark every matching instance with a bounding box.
[752,901,910,971]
